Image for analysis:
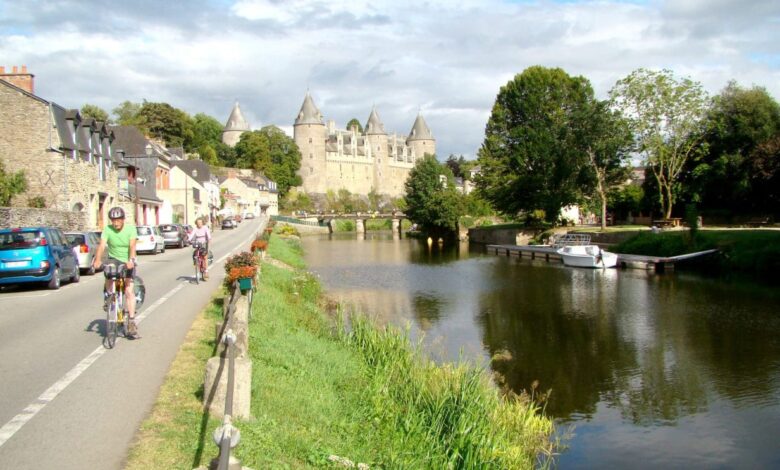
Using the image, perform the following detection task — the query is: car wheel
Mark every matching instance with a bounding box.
[47,266,61,290]
[179,239,184,248]
[71,266,80,283]
[161,244,166,253]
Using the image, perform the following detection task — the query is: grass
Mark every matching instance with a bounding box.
[126,233,557,469]
[125,295,224,470]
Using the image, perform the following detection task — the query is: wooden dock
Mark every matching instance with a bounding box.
[485,245,719,272]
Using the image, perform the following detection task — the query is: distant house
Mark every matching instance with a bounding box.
[0,66,123,229]
[111,126,167,226]
[170,159,221,224]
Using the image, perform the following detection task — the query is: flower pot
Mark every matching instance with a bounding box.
[238,277,253,292]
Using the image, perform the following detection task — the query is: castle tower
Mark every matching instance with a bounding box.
[365,107,389,194]
[221,101,250,147]
[407,113,436,159]
[294,92,328,194]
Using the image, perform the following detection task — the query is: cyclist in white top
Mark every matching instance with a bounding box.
[188,218,212,279]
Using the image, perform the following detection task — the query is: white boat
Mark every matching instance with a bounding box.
[553,234,618,268]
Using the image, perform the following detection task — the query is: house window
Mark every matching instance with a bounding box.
[309,138,312,143]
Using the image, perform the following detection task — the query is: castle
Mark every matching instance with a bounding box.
[221,94,435,198]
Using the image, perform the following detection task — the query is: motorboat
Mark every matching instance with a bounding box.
[553,234,618,268]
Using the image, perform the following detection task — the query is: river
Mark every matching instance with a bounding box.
[300,232,780,469]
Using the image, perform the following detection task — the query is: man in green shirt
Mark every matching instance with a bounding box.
[92,206,140,338]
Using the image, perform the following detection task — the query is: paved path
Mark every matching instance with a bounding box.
[0,217,264,469]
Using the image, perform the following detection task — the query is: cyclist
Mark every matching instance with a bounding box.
[92,207,139,338]
[189,217,212,280]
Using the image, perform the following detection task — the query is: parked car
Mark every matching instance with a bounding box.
[244,212,255,219]
[64,231,106,275]
[0,226,80,289]
[182,224,194,239]
[136,225,165,254]
[159,223,188,248]
[221,218,236,229]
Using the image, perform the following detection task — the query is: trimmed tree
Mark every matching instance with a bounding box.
[404,155,462,237]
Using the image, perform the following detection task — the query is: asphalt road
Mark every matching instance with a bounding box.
[0,217,265,469]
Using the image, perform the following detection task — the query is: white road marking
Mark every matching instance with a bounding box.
[0,224,264,448]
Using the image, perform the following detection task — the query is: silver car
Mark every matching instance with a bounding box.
[64,231,107,275]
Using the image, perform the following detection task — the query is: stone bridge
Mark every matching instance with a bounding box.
[316,212,407,235]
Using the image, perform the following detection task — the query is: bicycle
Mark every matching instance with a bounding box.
[103,263,131,348]
[192,241,208,284]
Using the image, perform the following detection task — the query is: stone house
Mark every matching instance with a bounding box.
[0,67,123,230]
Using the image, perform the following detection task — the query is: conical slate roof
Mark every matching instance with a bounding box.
[407,113,434,141]
[224,101,250,131]
[295,92,323,125]
[365,107,386,135]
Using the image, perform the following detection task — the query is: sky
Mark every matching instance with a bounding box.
[1,0,778,159]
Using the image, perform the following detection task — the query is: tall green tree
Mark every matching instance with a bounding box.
[475,66,595,223]
[579,100,633,229]
[234,126,301,197]
[191,113,224,149]
[0,161,27,206]
[610,68,709,219]
[684,82,780,215]
[445,154,468,178]
[135,101,195,150]
[80,104,110,123]
[404,155,462,237]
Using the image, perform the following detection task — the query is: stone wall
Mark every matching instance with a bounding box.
[0,207,89,231]
[0,83,122,230]
[468,226,545,245]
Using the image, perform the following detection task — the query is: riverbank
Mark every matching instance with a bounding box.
[613,229,780,276]
[126,233,557,468]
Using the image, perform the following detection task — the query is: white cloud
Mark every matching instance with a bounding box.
[1,0,778,159]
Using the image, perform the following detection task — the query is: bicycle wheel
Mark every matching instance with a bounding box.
[105,294,118,349]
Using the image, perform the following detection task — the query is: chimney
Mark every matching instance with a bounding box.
[0,64,35,94]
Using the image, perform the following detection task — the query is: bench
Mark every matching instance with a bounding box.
[652,218,682,228]
[746,217,771,228]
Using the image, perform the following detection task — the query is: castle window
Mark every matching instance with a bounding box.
[309,167,314,175]
[309,138,312,143]
[309,153,313,159]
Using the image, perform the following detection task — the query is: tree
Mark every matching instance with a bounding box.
[610,68,709,219]
[0,161,27,206]
[404,155,462,237]
[112,101,142,126]
[684,82,780,215]
[579,100,633,229]
[135,101,195,150]
[234,126,302,197]
[475,66,596,223]
[445,154,468,178]
[80,104,110,123]
[346,118,363,133]
[191,113,224,150]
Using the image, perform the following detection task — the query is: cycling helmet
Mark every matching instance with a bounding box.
[108,206,125,220]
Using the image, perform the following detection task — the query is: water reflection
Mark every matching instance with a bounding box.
[300,233,780,467]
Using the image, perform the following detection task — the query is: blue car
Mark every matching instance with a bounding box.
[0,226,80,289]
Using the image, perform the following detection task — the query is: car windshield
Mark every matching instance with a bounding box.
[137,226,152,236]
[160,225,177,232]
[65,234,86,245]
[0,230,44,250]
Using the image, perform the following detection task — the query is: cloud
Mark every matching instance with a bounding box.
[1,0,778,159]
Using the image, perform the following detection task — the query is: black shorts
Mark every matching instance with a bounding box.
[106,258,136,279]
